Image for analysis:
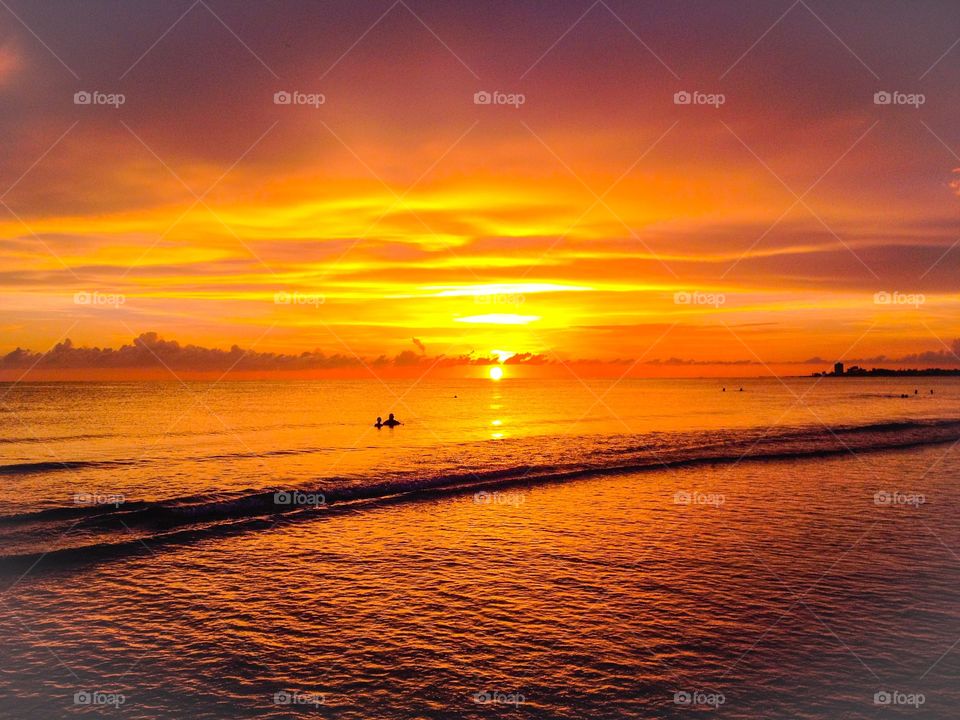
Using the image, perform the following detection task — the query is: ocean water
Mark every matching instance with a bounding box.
[1,378,959,718]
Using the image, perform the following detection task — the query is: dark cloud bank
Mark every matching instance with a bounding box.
[2,333,959,373]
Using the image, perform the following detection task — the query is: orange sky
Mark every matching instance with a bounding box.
[1,0,959,378]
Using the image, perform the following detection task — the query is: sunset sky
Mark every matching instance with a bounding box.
[1,0,959,377]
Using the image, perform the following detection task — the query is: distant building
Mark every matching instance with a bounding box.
[834,362,844,376]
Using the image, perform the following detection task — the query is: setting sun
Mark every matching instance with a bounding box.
[489,366,504,381]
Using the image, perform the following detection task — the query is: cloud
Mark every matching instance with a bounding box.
[850,339,960,366]
[0,333,566,372]
[1,333,364,371]
[644,357,755,366]
[3,333,959,375]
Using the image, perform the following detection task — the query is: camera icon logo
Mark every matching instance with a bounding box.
[673,690,692,705]
[273,491,292,505]
[274,91,292,105]
[674,91,692,105]
[873,91,892,105]
[874,690,892,705]
[74,91,92,105]
[473,91,492,105]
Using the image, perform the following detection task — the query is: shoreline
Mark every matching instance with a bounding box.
[4,426,958,576]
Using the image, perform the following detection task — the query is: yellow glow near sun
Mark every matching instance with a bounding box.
[489,366,504,381]
[427,282,592,298]
[455,314,540,325]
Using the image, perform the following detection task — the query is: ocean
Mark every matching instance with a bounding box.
[1,377,959,718]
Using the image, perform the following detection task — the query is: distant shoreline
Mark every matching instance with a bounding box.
[2,372,960,383]
[812,368,960,377]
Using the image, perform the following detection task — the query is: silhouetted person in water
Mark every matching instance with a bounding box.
[382,413,401,427]
[374,416,383,428]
